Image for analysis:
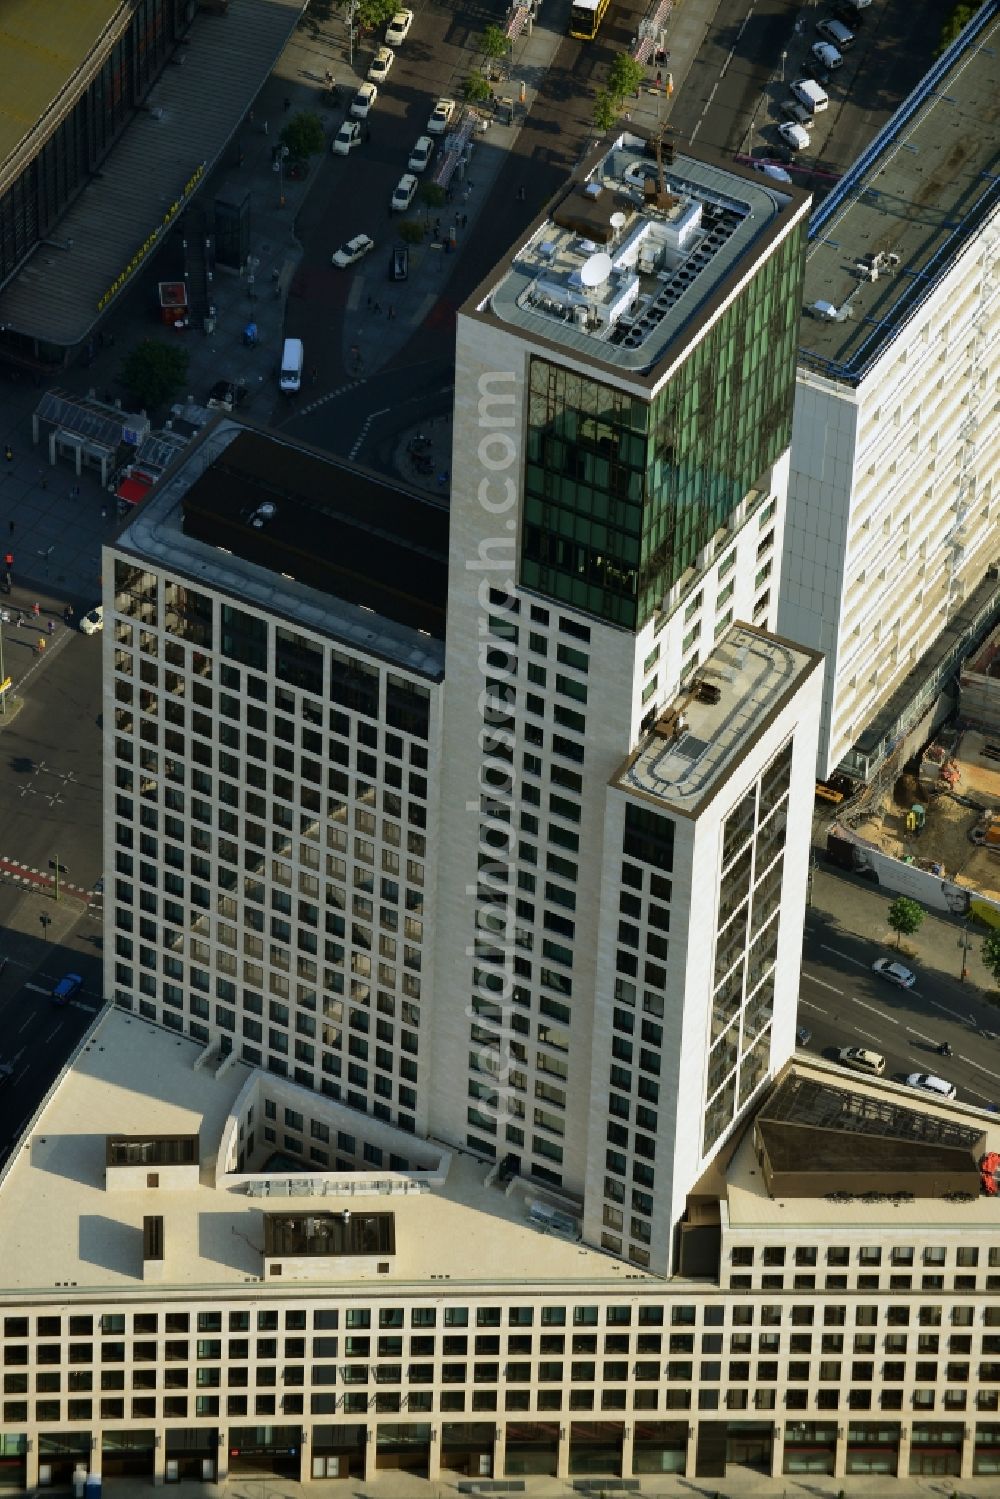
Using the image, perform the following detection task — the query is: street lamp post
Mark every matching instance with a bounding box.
[781,50,788,84]
[0,612,6,716]
[959,923,973,982]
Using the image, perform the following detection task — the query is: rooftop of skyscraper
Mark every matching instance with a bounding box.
[113,418,448,679]
[0,1008,643,1295]
[613,625,822,817]
[797,2,1000,386]
[470,131,811,377]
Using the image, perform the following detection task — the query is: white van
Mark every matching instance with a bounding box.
[790,78,829,114]
[279,337,304,393]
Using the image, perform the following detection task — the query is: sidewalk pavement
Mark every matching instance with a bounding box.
[77,1468,997,1499]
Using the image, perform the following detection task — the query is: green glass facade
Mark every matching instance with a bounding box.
[520,220,807,632]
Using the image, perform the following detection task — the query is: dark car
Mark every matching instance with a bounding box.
[207,380,248,412]
[51,973,83,1005]
[833,3,865,25]
[390,245,408,281]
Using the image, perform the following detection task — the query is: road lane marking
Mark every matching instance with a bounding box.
[931,999,968,1022]
[24,982,49,995]
[802,973,842,993]
[16,1015,34,1033]
[800,999,825,1012]
[43,1026,63,1045]
[904,1024,939,1045]
[820,944,867,968]
[851,996,899,1024]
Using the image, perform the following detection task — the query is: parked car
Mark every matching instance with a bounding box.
[385,8,413,45]
[427,97,456,134]
[778,120,810,151]
[754,161,792,183]
[811,40,844,70]
[391,173,418,212]
[52,973,83,1005]
[331,233,375,268]
[408,135,435,173]
[368,47,394,84]
[350,82,378,119]
[80,605,104,635]
[390,245,409,281]
[872,958,916,989]
[834,2,865,27]
[905,1072,958,1101]
[837,1046,886,1076]
[332,120,364,155]
[817,16,855,47]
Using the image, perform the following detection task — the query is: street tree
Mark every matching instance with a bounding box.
[280,111,325,161]
[593,91,620,132]
[120,340,189,412]
[420,182,446,210]
[353,0,397,32]
[463,73,492,103]
[607,53,644,102]
[887,896,925,949]
[397,219,426,245]
[982,931,1000,988]
[480,24,509,60]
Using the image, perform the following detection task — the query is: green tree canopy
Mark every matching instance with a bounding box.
[463,73,492,102]
[887,896,925,948]
[982,931,1000,987]
[593,90,620,132]
[607,53,644,101]
[480,24,509,59]
[353,0,397,31]
[120,340,189,412]
[420,182,446,209]
[397,219,425,245]
[280,111,325,161]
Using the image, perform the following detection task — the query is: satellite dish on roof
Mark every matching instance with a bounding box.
[610,211,627,229]
[580,252,613,288]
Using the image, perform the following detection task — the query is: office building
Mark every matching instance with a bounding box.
[433,132,821,1268]
[105,423,449,1135]
[778,4,1000,782]
[1,1009,999,1491]
[105,135,822,1280]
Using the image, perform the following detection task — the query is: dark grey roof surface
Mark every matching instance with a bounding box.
[181,427,450,639]
[0,0,303,347]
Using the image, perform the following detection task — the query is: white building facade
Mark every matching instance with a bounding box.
[431,134,820,1264]
[779,6,1000,781]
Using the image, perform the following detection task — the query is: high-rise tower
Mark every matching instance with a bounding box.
[432,133,822,1269]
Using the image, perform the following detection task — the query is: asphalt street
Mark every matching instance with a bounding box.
[280,0,951,471]
[0,624,104,1157]
[799,886,1000,1111]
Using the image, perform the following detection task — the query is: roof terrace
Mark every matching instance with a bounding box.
[613,625,821,817]
[482,133,807,375]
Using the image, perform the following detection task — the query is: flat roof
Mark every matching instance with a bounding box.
[798,3,1000,385]
[0,1008,648,1297]
[0,0,119,172]
[0,0,304,346]
[613,625,821,818]
[113,420,448,681]
[470,132,810,380]
[727,1057,1000,1230]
